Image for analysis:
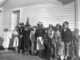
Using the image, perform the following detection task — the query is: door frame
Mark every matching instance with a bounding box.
[0,8,3,37]
[11,8,21,30]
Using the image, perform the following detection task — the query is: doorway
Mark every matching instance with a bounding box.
[11,10,20,30]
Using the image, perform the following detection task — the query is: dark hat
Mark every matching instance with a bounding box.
[56,24,61,27]
[37,22,43,26]
[21,22,24,25]
[4,28,8,31]
[19,23,22,25]
[26,17,31,26]
[63,21,69,25]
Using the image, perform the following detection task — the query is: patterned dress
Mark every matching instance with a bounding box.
[54,30,64,57]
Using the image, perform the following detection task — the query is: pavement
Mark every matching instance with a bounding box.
[0,50,80,60]
[0,50,40,60]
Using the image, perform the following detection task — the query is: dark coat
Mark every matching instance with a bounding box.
[61,28,72,43]
[23,29,31,48]
[18,26,24,51]
[18,27,24,36]
[35,28,44,39]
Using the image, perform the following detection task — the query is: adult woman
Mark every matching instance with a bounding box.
[35,22,45,60]
[55,24,64,60]
[23,25,31,54]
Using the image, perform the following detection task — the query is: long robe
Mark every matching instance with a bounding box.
[23,29,31,52]
[3,31,12,49]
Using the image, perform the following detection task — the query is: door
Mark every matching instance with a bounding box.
[11,10,20,30]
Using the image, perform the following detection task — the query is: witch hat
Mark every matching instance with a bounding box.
[25,17,31,26]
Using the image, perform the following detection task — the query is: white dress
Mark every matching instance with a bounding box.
[13,31,18,48]
[3,31,12,49]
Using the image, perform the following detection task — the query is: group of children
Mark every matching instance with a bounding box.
[3,21,79,60]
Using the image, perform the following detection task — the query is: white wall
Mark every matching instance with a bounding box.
[3,1,75,31]
[20,3,75,30]
[3,10,11,30]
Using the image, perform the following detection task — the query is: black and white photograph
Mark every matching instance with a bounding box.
[0,0,80,60]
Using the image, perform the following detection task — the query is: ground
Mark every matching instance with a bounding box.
[0,50,80,60]
[0,50,40,60]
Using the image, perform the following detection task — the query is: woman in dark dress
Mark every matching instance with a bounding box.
[23,26,31,54]
[35,22,45,60]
